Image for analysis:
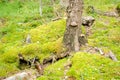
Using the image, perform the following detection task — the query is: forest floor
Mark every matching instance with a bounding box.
[0,0,120,80]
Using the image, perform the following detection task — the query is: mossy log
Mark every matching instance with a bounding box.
[43,52,70,65]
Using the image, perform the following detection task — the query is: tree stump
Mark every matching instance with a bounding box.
[63,0,84,52]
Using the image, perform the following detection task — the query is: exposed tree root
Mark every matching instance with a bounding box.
[43,52,70,65]
[84,46,118,61]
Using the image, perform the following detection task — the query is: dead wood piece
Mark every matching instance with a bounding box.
[84,47,99,54]
[5,52,71,80]
[97,48,104,55]
[18,54,41,69]
[18,54,31,68]
[97,48,118,61]
[43,56,54,64]
[86,47,94,52]
[108,51,118,61]
[103,12,119,17]
[52,17,62,21]
[35,62,44,75]
[29,57,40,69]
[43,52,70,65]
[57,52,70,60]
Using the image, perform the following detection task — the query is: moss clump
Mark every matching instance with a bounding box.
[0,63,19,77]
[20,43,41,56]
[67,52,120,80]
[41,38,64,55]
[0,19,66,77]
[37,59,67,80]
[29,20,65,44]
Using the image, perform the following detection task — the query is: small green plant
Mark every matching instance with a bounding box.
[116,3,120,15]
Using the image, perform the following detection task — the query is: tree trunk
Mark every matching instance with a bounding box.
[63,0,83,52]
[60,0,69,8]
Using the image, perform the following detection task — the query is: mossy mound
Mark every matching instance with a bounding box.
[0,20,66,77]
[67,52,120,80]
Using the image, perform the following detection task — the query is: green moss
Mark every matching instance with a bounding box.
[0,63,19,77]
[29,20,65,44]
[41,38,64,55]
[0,0,120,79]
[67,52,120,80]
[0,18,66,77]
[0,48,19,63]
[20,43,41,55]
[88,16,120,60]
[38,58,67,80]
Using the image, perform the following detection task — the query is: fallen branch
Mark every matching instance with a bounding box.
[43,52,70,65]
[52,17,62,21]
[97,48,118,61]
[97,48,104,55]
[108,51,118,61]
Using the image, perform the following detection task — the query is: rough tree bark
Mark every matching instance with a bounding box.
[63,0,83,52]
[60,0,69,8]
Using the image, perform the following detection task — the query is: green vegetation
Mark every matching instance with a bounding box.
[0,19,65,77]
[0,0,120,79]
[37,58,67,80]
[68,52,120,80]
